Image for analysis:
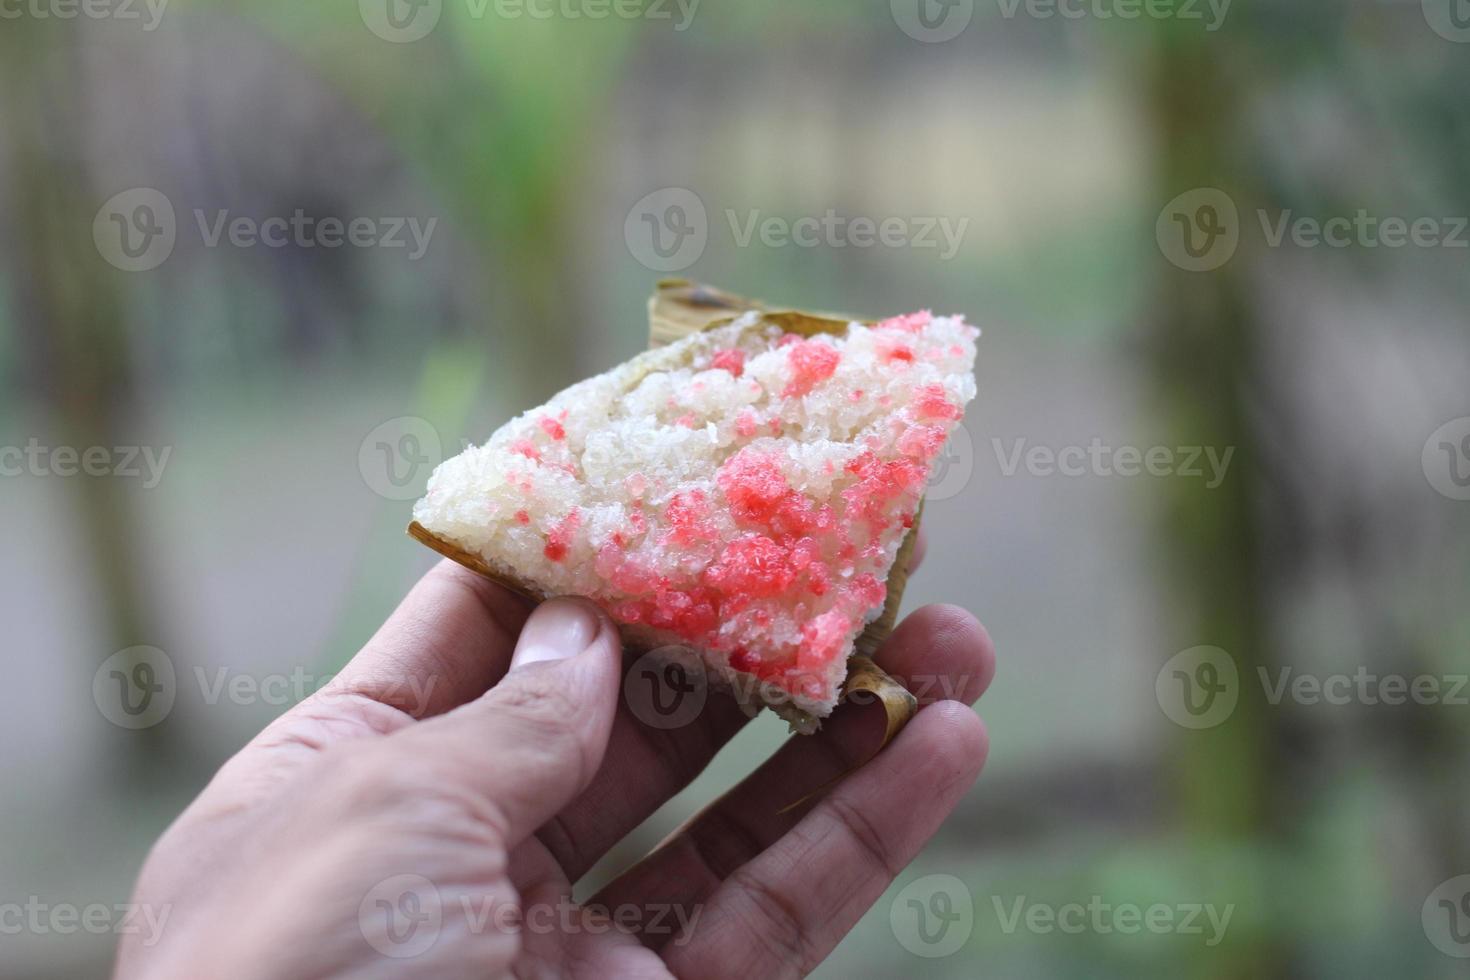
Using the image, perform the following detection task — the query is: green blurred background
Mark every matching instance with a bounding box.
[3,0,1470,976]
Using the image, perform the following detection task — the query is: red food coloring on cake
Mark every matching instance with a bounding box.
[717,448,832,539]
[877,310,933,334]
[706,535,799,602]
[912,383,962,422]
[777,332,802,348]
[538,416,566,441]
[514,509,530,525]
[768,418,783,436]
[735,409,759,439]
[510,438,541,462]
[710,348,746,377]
[847,572,887,612]
[675,413,698,429]
[897,423,948,460]
[624,473,648,498]
[843,450,927,532]
[543,509,581,562]
[782,339,841,398]
[728,647,761,675]
[850,389,865,402]
[799,609,851,670]
[878,339,916,364]
[664,489,715,546]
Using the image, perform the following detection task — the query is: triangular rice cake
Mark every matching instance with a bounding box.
[413,309,978,728]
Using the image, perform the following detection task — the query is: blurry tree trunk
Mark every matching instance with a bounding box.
[1148,30,1292,980]
[2,28,169,780]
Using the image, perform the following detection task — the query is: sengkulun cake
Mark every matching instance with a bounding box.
[411,301,978,731]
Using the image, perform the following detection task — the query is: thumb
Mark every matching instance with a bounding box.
[397,596,624,848]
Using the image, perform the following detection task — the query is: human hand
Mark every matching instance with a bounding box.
[115,545,994,979]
